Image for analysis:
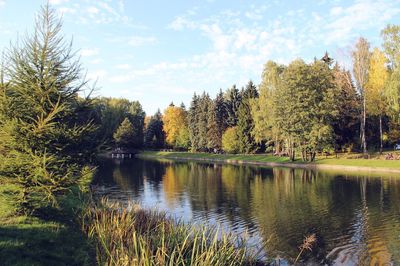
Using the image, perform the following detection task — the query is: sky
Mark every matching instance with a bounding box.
[0,0,400,114]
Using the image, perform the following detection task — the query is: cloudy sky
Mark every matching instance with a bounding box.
[0,0,399,114]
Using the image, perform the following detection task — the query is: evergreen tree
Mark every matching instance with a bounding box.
[332,64,361,152]
[144,110,165,149]
[237,81,259,154]
[215,89,228,136]
[113,118,135,148]
[207,100,220,151]
[188,94,200,151]
[224,85,241,127]
[0,6,97,211]
[197,92,212,151]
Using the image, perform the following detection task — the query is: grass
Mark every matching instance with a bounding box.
[0,182,94,266]
[82,200,260,266]
[138,151,400,170]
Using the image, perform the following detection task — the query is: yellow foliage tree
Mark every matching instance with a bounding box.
[162,103,188,148]
[366,48,389,153]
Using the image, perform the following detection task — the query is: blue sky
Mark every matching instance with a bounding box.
[1,0,399,114]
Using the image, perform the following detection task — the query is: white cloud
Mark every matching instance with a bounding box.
[115,64,132,70]
[81,48,99,57]
[58,7,76,14]
[128,36,157,46]
[49,0,69,5]
[87,69,107,80]
[324,0,400,45]
[330,6,343,16]
[87,6,100,15]
[0,1,5,8]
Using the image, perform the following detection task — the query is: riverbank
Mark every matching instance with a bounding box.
[137,151,400,174]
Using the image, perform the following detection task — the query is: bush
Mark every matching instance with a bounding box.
[222,127,240,154]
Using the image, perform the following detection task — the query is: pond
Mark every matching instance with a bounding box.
[94,157,400,265]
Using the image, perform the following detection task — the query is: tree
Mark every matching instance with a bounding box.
[332,64,360,152]
[197,92,212,151]
[352,37,370,155]
[207,100,221,151]
[274,60,338,161]
[144,110,165,149]
[222,127,240,154]
[128,101,145,148]
[0,5,97,211]
[381,24,400,69]
[366,48,389,153]
[237,81,258,154]
[224,85,241,127]
[251,61,285,153]
[188,94,200,151]
[162,103,188,148]
[175,126,191,149]
[381,24,400,139]
[113,118,135,148]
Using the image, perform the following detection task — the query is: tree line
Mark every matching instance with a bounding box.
[104,24,400,162]
[153,26,400,162]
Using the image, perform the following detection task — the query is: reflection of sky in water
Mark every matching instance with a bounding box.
[93,158,400,265]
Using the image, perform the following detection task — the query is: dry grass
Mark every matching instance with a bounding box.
[82,199,259,266]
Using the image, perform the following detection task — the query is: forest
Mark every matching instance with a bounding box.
[91,26,400,162]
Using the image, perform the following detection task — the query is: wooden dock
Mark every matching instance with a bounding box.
[111,148,136,159]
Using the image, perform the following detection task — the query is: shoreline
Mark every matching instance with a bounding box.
[136,152,400,175]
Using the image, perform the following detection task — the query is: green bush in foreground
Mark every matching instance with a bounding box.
[82,200,259,266]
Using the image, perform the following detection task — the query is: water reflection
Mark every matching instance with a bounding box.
[94,158,400,265]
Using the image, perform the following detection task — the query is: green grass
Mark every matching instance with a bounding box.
[138,151,400,170]
[0,182,94,266]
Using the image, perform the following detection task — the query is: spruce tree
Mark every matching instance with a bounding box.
[144,110,165,149]
[224,85,241,127]
[188,93,200,151]
[237,81,259,154]
[0,5,97,211]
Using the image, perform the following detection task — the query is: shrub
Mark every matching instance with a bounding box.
[222,127,240,154]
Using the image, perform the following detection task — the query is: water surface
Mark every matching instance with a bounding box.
[94,158,400,265]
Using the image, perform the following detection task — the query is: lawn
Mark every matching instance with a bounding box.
[138,151,400,170]
[0,182,94,266]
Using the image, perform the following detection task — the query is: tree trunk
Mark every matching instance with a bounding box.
[362,94,367,155]
[379,114,383,154]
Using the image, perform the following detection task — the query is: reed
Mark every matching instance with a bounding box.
[81,199,259,266]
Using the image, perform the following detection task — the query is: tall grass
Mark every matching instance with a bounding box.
[82,200,259,266]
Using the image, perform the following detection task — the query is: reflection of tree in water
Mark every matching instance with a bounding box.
[97,159,400,263]
[112,159,145,193]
